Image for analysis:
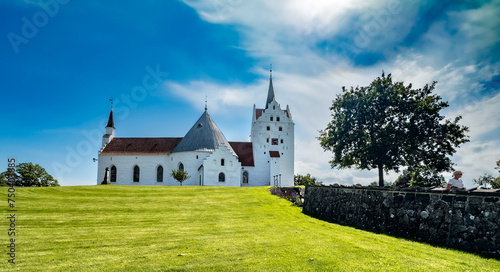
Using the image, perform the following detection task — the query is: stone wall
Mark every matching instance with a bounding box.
[303,185,500,256]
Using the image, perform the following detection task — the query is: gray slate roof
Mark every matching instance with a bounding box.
[171,110,237,156]
[265,77,275,109]
[106,109,115,128]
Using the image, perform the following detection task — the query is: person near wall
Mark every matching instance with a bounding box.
[446,170,465,190]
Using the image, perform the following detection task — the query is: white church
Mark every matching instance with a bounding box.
[97,74,294,187]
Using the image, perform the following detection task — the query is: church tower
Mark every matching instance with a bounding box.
[250,70,294,186]
[102,107,115,148]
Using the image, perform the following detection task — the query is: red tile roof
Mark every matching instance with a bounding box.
[100,138,183,155]
[269,151,280,158]
[255,108,264,119]
[229,142,254,166]
[101,138,256,167]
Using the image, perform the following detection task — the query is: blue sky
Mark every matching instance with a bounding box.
[1,0,499,187]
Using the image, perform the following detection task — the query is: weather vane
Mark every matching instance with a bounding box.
[270,64,272,79]
[205,95,207,111]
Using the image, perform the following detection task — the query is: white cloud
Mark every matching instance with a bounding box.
[163,80,262,115]
[177,0,500,186]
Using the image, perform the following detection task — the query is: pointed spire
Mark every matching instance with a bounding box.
[106,99,115,128]
[265,64,275,109]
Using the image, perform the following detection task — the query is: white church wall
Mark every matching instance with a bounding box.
[202,145,241,186]
[167,151,210,186]
[270,157,281,186]
[97,154,170,185]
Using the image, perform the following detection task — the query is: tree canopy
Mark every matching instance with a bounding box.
[170,169,190,186]
[294,174,319,186]
[473,160,500,189]
[318,72,469,186]
[1,162,59,187]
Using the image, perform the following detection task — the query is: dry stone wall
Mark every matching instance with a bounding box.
[303,186,500,256]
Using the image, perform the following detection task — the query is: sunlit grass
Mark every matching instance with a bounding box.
[0,186,498,271]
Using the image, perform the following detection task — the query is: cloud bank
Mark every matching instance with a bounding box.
[173,0,500,187]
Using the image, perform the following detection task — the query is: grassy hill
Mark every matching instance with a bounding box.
[1,186,498,271]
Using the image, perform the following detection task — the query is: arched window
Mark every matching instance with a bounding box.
[279,126,283,131]
[243,171,249,184]
[133,165,140,182]
[178,163,184,171]
[277,116,280,122]
[270,116,274,121]
[110,165,117,182]
[219,172,225,182]
[157,165,163,182]
[221,159,225,166]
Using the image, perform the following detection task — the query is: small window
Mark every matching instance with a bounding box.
[267,126,270,131]
[270,116,273,121]
[157,165,163,182]
[273,106,275,110]
[277,116,280,122]
[266,138,269,143]
[279,127,283,131]
[272,138,278,145]
[178,163,184,171]
[219,172,225,182]
[110,165,117,182]
[281,139,284,144]
[221,159,225,166]
[243,171,249,184]
[133,165,140,182]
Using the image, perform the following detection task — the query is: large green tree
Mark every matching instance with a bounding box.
[319,72,469,186]
[1,162,59,187]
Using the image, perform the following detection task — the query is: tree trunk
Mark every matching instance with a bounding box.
[378,164,384,187]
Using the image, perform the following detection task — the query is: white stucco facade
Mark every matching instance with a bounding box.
[97,76,294,187]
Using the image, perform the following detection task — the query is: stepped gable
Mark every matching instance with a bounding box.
[100,137,182,155]
[172,110,237,156]
[255,108,291,120]
[254,75,291,120]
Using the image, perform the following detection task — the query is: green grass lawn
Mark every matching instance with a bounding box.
[0,186,499,271]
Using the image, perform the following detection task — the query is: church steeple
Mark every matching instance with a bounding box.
[106,99,115,128]
[102,101,115,148]
[265,66,275,109]
[106,108,115,129]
